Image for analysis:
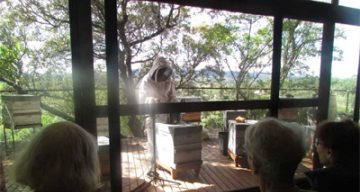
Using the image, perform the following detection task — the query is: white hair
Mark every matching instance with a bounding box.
[244,118,307,183]
[13,121,100,192]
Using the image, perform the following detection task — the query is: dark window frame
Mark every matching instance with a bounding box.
[69,0,360,191]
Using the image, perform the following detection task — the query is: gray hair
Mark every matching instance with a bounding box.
[244,118,307,183]
[13,121,100,192]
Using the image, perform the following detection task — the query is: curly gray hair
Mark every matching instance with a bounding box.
[13,121,100,192]
[244,118,307,183]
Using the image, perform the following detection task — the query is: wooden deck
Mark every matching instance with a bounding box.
[3,137,311,192]
[116,137,310,192]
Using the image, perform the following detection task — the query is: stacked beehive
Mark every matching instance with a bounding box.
[155,123,202,179]
[2,95,41,129]
[227,119,257,168]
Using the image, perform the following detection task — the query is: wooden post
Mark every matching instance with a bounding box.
[0,148,6,192]
[314,19,335,169]
[354,50,360,122]
[105,0,122,191]
[270,15,283,117]
[69,0,97,136]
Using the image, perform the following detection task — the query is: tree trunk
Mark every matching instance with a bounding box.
[128,115,144,137]
[40,102,75,122]
[0,149,6,192]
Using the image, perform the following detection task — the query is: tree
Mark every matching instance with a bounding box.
[0,1,346,136]
[281,19,344,88]
[2,0,191,136]
[0,0,74,121]
[0,39,27,94]
[197,14,273,100]
[0,12,29,94]
[194,14,344,101]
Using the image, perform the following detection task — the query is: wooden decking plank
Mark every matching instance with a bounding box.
[132,138,152,192]
[200,139,226,192]
[205,139,242,191]
[173,169,210,192]
[122,137,132,192]
[158,167,180,191]
[130,138,142,188]
[198,142,219,192]
[214,140,257,190]
[198,164,218,192]
[201,140,231,192]
[134,138,149,186]
[206,139,259,189]
[5,137,310,192]
[141,138,162,192]
[202,139,233,192]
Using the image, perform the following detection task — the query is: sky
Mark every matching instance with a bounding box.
[190,3,360,79]
[307,0,360,78]
[4,0,358,79]
[330,24,359,78]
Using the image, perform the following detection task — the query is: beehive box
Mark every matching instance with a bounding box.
[96,117,109,137]
[156,142,202,165]
[97,136,110,181]
[177,97,202,122]
[155,123,202,165]
[1,95,41,128]
[227,120,258,167]
[227,120,250,157]
[223,110,247,131]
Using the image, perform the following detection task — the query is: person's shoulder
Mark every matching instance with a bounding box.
[305,166,359,192]
[305,167,326,177]
[306,165,358,178]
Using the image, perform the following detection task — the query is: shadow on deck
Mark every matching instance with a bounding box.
[110,137,311,192]
[3,137,311,192]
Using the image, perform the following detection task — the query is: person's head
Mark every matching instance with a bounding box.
[315,119,359,167]
[244,118,306,185]
[13,121,100,192]
[150,57,173,82]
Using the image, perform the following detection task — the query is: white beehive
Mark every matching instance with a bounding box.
[2,95,42,129]
[155,123,202,167]
[227,120,257,168]
[227,120,250,156]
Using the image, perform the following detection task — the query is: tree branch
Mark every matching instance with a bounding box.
[40,102,74,122]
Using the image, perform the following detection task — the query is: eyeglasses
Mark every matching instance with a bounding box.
[314,138,323,146]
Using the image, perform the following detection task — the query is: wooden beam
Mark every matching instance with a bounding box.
[95,98,318,117]
[138,0,360,26]
[105,0,122,191]
[269,15,282,117]
[315,21,335,169]
[279,98,318,108]
[354,49,360,122]
[96,100,271,117]
[68,0,96,135]
[317,22,335,122]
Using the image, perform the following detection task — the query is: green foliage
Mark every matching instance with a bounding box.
[331,77,357,115]
[199,23,236,55]
[0,82,5,90]
[41,111,65,126]
[201,111,224,131]
[0,1,352,137]
[120,116,130,136]
[280,76,319,97]
[0,42,20,70]
[0,41,24,82]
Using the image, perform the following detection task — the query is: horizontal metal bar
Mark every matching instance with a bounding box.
[138,0,360,26]
[96,100,272,116]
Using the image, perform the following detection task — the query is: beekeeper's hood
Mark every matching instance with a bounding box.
[147,57,173,82]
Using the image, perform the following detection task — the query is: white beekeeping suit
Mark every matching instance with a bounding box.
[138,57,177,162]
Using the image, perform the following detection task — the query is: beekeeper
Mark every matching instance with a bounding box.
[138,56,177,161]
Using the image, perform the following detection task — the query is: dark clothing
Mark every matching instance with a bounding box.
[305,165,359,192]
